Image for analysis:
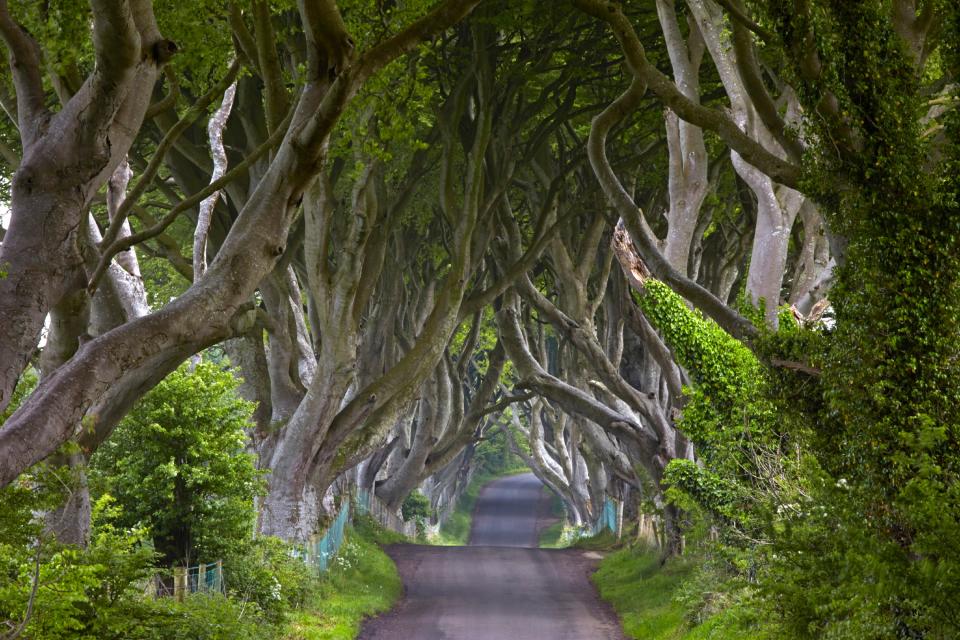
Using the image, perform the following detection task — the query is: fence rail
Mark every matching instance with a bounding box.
[146,489,417,598]
[145,560,224,600]
[356,489,418,538]
[295,488,417,575]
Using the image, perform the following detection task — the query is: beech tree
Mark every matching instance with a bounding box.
[1,0,958,634]
[0,0,484,535]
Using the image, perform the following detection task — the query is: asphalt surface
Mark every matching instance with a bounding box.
[358,473,625,640]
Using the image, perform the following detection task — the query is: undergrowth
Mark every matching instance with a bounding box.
[537,489,570,548]
[283,517,403,640]
[590,543,775,640]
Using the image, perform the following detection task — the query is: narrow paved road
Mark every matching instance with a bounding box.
[358,473,625,640]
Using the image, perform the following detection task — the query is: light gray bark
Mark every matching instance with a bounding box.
[0,0,168,414]
[656,0,709,276]
[40,161,150,546]
[496,291,660,478]
[0,0,485,490]
[789,202,833,312]
[688,0,806,327]
[194,80,237,280]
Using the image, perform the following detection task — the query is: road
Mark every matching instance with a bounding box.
[358,473,625,640]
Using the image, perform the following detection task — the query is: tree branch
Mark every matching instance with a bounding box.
[2,537,42,640]
[99,60,240,257]
[770,357,821,377]
[723,0,804,161]
[299,0,355,81]
[90,0,140,79]
[356,0,485,84]
[194,80,237,280]
[480,391,537,417]
[0,0,45,142]
[713,0,775,42]
[144,67,180,120]
[89,104,290,293]
[253,0,289,128]
[586,63,758,340]
[575,0,801,188]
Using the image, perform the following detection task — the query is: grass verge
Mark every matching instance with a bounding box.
[538,489,569,548]
[283,516,404,640]
[592,547,694,639]
[538,520,566,547]
[592,545,771,640]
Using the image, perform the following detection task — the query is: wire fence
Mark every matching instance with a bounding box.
[559,497,622,545]
[299,498,351,573]
[145,560,225,600]
[591,497,618,536]
[356,489,418,538]
[294,488,417,575]
[146,488,417,598]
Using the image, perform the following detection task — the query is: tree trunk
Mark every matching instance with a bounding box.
[43,451,92,547]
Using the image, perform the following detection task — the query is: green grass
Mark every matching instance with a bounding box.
[283,517,404,640]
[538,520,566,547]
[538,489,569,548]
[572,528,619,550]
[592,547,770,640]
[593,547,694,639]
[432,466,528,546]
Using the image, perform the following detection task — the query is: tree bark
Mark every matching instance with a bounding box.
[0,1,168,413]
[0,0,484,489]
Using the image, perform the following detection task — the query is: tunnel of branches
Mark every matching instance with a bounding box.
[0,0,958,633]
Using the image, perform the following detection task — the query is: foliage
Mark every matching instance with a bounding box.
[283,520,402,640]
[744,2,960,636]
[224,535,318,627]
[400,490,430,521]
[0,485,228,640]
[400,491,430,538]
[90,362,263,565]
[474,420,528,476]
[537,520,565,548]
[136,593,269,640]
[592,545,771,640]
[0,367,37,424]
[638,280,793,542]
[0,471,312,639]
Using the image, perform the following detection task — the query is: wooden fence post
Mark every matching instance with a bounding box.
[308,534,318,570]
[198,563,206,592]
[214,559,223,593]
[616,500,624,541]
[173,566,187,602]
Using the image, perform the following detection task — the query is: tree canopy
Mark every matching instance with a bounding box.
[0,0,958,637]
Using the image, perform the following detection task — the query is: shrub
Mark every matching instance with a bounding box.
[223,536,317,625]
[401,490,430,522]
[134,594,268,640]
[90,362,263,565]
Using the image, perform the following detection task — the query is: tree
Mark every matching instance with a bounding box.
[0,1,957,635]
[0,0,483,493]
[576,0,960,634]
[91,363,260,565]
